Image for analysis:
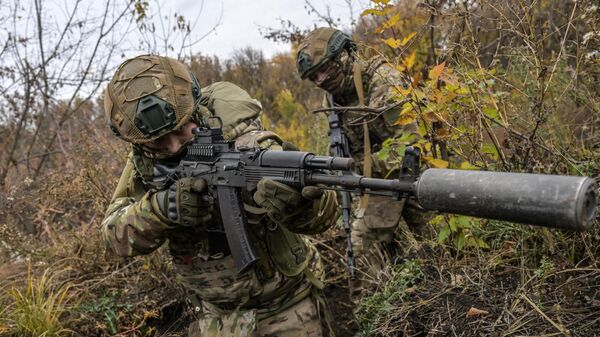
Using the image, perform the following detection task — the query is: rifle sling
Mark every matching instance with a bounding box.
[353,61,371,216]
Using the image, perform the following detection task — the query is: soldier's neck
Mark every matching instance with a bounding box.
[330,88,358,106]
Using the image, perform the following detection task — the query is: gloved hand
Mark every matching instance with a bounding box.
[253,179,324,224]
[153,177,213,226]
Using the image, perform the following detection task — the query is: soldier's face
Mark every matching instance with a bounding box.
[309,60,336,87]
[308,57,346,94]
[144,121,198,156]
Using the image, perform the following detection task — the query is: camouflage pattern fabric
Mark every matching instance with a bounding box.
[187,296,325,337]
[101,81,338,336]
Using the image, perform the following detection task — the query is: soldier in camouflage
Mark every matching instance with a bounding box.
[296,28,427,297]
[102,54,338,336]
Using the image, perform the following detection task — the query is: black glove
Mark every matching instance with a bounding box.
[153,177,213,226]
[253,179,323,223]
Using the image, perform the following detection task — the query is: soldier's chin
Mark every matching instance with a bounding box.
[142,145,188,161]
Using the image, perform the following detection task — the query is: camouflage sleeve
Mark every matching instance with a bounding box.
[101,153,174,257]
[282,189,339,235]
[258,138,339,235]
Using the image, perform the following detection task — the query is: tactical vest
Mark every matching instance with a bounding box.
[130,129,311,284]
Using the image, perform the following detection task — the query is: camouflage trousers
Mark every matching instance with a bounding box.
[187,294,330,337]
[350,195,426,295]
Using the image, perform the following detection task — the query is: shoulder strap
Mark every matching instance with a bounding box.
[353,61,372,214]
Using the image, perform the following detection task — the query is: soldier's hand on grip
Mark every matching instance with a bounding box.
[253,179,323,224]
[153,177,213,226]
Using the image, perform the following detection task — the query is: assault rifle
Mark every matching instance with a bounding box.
[171,117,597,275]
[325,94,356,280]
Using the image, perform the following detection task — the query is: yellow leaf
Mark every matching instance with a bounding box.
[381,5,395,15]
[395,112,416,126]
[361,9,384,16]
[426,157,449,168]
[417,122,428,137]
[401,31,417,46]
[383,13,401,28]
[382,37,401,49]
[424,141,432,152]
[429,61,446,80]
[459,161,479,170]
[372,0,391,4]
[404,52,416,69]
[394,85,412,96]
[400,104,413,115]
[395,64,406,72]
[455,86,470,95]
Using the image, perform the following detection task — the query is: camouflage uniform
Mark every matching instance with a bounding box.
[297,28,426,292]
[102,55,338,336]
[326,56,425,286]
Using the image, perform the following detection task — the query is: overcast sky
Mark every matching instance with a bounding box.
[160,0,364,59]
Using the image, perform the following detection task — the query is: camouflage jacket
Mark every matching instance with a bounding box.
[101,82,338,318]
[323,56,419,178]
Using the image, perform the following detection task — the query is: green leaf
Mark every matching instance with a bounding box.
[455,234,465,250]
[428,215,445,226]
[482,106,500,120]
[459,161,479,170]
[438,226,451,243]
[456,86,470,95]
[482,143,499,161]
[449,216,458,231]
[398,132,416,143]
[456,215,472,229]
[393,144,407,157]
[377,147,390,161]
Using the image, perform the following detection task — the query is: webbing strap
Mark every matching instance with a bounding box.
[353,61,371,216]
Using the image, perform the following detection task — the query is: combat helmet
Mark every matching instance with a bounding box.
[296,27,356,80]
[104,54,201,144]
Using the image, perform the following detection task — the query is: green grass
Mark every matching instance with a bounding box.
[2,265,73,337]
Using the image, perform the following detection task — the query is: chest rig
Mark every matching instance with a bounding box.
[130,130,311,282]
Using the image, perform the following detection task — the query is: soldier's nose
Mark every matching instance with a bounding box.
[312,69,328,85]
[163,134,185,154]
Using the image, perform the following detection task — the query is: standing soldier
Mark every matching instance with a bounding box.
[296,28,426,297]
[102,54,338,336]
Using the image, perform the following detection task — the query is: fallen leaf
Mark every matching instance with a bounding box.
[466,307,489,317]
